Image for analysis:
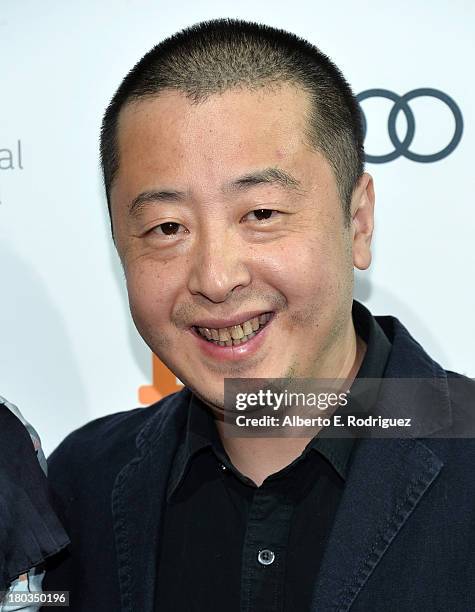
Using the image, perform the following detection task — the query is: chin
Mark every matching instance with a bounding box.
[192,385,226,410]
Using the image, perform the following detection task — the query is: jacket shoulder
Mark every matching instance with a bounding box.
[445,370,475,431]
[421,370,475,467]
[47,388,189,500]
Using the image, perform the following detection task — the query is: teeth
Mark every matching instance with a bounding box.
[230,325,244,340]
[243,320,253,335]
[195,312,273,346]
[219,328,231,342]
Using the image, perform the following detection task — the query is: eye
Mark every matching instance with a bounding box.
[244,209,279,222]
[151,222,187,236]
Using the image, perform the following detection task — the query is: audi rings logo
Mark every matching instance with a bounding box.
[357,88,463,164]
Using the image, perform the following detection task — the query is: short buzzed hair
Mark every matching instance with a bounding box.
[100,18,365,225]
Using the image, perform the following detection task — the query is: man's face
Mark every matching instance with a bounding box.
[111,84,371,410]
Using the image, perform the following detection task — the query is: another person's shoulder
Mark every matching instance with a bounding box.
[0,396,69,602]
[0,396,49,480]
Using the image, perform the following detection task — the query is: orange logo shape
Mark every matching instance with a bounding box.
[139,354,184,404]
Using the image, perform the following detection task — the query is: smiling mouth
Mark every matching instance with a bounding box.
[193,312,273,347]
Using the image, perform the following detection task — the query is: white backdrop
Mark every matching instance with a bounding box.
[1,0,474,456]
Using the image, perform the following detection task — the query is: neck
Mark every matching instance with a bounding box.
[215,319,367,486]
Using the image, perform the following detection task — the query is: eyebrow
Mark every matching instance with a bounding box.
[128,167,302,217]
[129,189,187,217]
[226,167,302,192]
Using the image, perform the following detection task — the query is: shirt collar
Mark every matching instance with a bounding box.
[166,393,224,501]
[352,300,392,379]
[309,300,392,479]
[167,300,392,498]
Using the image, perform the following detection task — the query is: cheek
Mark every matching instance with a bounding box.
[265,232,346,294]
[262,230,352,327]
[124,260,177,347]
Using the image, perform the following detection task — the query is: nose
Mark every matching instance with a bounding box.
[187,230,251,303]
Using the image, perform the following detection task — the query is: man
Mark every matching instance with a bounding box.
[44,19,475,611]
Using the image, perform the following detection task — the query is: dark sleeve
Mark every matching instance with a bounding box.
[0,404,70,591]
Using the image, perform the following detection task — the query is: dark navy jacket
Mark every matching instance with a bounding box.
[43,312,475,611]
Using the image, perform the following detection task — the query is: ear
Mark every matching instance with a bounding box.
[350,172,375,270]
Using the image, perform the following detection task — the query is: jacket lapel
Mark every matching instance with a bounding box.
[311,310,450,611]
[310,436,444,611]
[111,390,190,612]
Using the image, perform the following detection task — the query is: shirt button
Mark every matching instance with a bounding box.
[257,549,275,565]
[219,463,227,471]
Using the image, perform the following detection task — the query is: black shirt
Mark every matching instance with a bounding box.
[155,301,391,611]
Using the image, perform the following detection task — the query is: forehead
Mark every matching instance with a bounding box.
[118,82,311,135]
[117,84,311,159]
[110,84,334,211]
